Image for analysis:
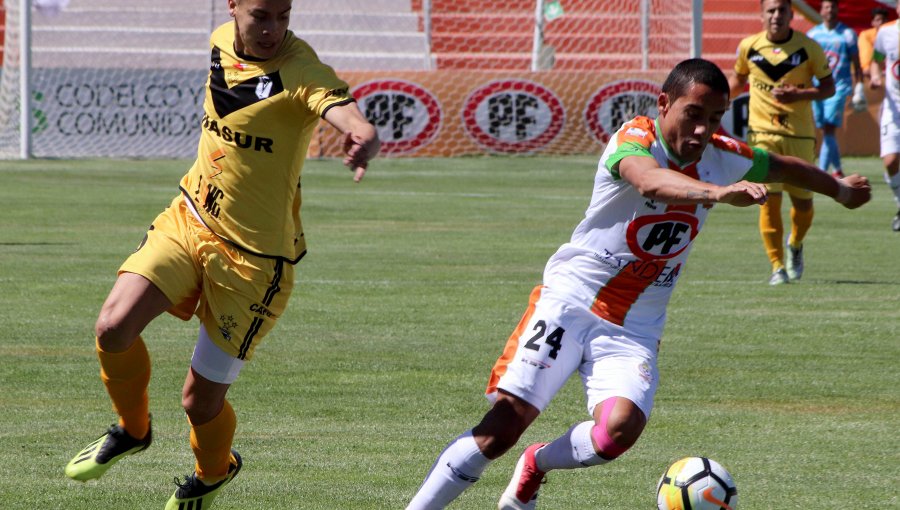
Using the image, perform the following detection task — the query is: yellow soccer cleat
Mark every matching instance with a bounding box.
[164,449,242,510]
[65,420,152,481]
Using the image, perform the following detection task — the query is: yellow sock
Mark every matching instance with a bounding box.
[97,337,151,440]
[788,205,814,248]
[189,400,237,483]
[759,194,784,271]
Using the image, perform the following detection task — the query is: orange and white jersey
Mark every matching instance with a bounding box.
[542,116,769,339]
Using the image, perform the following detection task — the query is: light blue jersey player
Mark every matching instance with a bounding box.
[807,0,862,177]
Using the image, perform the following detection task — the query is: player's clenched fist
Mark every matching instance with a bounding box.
[835,174,872,209]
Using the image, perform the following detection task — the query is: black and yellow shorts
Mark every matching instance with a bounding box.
[748,131,816,199]
[120,195,294,361]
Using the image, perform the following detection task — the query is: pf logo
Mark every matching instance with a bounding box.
[584,80,660,143]
[626,212,699,260]
[354,80,442,155]
[462,79,565,153]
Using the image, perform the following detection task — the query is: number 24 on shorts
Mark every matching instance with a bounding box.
[523,320,565,359]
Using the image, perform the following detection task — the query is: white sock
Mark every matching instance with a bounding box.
[406,430,491,510]
[886,172,900,206]
[534,421,608,471]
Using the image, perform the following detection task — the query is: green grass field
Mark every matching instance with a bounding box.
[0,155,898,509]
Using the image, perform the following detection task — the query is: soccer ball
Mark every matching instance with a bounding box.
[657,457,738,510]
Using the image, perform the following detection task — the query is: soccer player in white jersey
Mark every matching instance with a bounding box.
[869,2,900,231]
[405,59,870,510]
[63,1,379,509]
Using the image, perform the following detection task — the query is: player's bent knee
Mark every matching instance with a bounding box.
[94,314,137,352]
[592,397,645,460]
[182,392,225,425]
[591,423,632,460]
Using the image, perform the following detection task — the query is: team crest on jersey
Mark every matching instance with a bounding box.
[209,47,284,117]
[256,76,274,100]
[626,212,699,260]
[625,127,649,138]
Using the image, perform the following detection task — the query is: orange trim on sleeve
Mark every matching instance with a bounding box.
[485,285,543,396]
[615,116,657,148]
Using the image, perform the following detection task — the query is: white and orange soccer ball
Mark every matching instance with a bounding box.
[657,457,738,510]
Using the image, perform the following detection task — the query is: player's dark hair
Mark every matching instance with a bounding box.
[872,7,889,18]
[662,59,730,101]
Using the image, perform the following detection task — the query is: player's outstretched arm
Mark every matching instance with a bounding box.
[323,103,381,182]
[619,155,767,207]
[766,153,872,209]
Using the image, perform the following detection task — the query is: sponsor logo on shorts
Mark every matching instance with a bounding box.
[249,303,275,318]
[638,361,653,383]
[521,357,551,369]
[219,314,238,341]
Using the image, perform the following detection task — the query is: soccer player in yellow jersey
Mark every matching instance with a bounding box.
[730,0,835,285]
[63,1,380,508]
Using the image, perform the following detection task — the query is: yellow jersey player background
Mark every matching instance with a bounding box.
[729,0,835,286]
[63,1,380,509]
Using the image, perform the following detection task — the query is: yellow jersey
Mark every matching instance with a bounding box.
[734,29,832,139]
[180,22,354,263]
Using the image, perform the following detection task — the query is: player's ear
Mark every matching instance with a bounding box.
[657,93,670,117]
[228,0,238,17]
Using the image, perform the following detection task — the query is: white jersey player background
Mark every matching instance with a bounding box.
[542,116,767,338]
[872,19,900,126]
[870,15,900,231]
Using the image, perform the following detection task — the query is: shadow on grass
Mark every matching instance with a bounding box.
[0,242,77,246]
[810,278,899,285]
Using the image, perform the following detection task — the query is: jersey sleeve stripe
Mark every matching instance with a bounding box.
[590,269,656,326]
[320,98,356,119]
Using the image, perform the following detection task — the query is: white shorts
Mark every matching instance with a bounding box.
[191,324,245,384]
[485,286,659,419]
[880,108,900,158]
